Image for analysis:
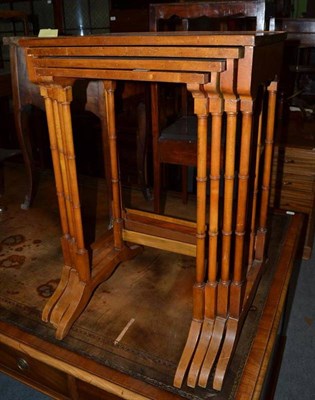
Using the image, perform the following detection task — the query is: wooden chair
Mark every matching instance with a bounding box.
[150,0,275,213]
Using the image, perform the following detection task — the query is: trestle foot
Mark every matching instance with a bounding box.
[213,318,238,390]
[186,318,214,388]
[173,319,203,388]
[42,235,142,340]
[198,316,226,388]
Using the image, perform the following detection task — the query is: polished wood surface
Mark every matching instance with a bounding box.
[19,31,285,391]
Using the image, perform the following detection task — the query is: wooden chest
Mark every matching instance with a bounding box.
[270,118,315,259]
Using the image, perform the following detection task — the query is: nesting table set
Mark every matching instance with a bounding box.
[19,31,285,392]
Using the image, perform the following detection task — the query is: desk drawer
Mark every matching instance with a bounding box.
[271,173,314,193]
[271,145,315,215]
[273,147,315,177]
[0,342,132,399]
[0,342,70,398]
[270,188,313,213]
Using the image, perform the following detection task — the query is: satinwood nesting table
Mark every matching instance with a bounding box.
[19,31,286,392]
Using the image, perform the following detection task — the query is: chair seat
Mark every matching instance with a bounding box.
[160,115,211,142]
[0,148,21,162]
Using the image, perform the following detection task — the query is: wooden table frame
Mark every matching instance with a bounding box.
[19,31,285,392]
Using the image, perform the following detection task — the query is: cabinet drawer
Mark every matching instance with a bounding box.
[270,189,313,213]
[271,173,315,193]
[0,343,70,398]
[273,147,315,177]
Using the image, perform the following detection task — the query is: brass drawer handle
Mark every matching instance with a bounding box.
[17,358,29,371]
[284,158,295,164]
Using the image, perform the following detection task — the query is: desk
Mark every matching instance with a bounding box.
[0,166,304,399]
[19,31,285,391]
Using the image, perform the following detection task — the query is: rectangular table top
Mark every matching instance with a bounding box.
[19,31,286,48]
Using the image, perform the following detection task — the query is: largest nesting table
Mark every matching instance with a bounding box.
[19,31,286,392]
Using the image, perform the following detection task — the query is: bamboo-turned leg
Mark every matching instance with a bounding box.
[54,86,93,332]
[247,87,265,271]
[50,88,84,331]
[187,73,223,388]
[230,105,253,318]
[174,83,208,388]
[40,82,141,340]
[91,80,141,281]
[199,62,239,389]
[255,81,278,261]
[103,81,124,250]
[40,85,73,324]
[213,100,254,390]
[39,84,91,339]
[41,85,79,328]
[151,82,162,214]
[136,101,151,200]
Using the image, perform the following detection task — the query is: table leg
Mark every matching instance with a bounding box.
[212,101,254,390]
[198,62,239,389]
[255,81,278,260]
[40,86,73,326]
[40,82,141,340]
[174,83,208,388]
[40,85,90,339]
[212,82,279,391]
[187,73,223,388]
[247,86,265,270]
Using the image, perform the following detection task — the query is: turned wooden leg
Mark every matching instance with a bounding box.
[255,81,278,261]
[103,80,124,250]
[40,81,141,340]
[85,80,113,226]
[213,100,254,391]
[40,84,90,338]
[174,83,208,388]
[248,87,265,270]
[151,82,162,214]
[187,73,223,388]
[198,62,239,389]
[136,101,152,201]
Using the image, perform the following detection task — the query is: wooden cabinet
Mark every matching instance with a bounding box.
[270,119,315,259]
